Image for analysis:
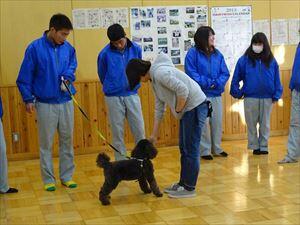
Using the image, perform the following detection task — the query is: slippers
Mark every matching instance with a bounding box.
[44,183,56,191]
[62,180,77,188]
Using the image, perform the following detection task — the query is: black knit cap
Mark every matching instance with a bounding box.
[126,59,151,90]
[107,23,125,41]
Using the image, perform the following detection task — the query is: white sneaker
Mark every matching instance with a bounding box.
[278,157,298,164]
[164,183,182,194]
[168,186,196,198]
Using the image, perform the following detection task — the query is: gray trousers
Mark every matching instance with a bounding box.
[286,90,300,160]
[105,95,145,160]
[244,98,273,151]
[36,101,75,184]
[200,96,223,156]
[0,120,9,193]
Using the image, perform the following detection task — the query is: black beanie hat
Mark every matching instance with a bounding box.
[126,59,151,90]
[107,24,126,41]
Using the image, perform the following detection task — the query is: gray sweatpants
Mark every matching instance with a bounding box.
[36,101,75,184]
[244,98,273,151]
[200,96,224,156]
[286,90,300,160]
[0,120,9,193]
[105,95,145,160]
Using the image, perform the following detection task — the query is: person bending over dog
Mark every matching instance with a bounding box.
[126,53,208,199]
[96,139,162,205]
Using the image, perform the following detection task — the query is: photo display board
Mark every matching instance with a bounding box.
[130,6,208,64]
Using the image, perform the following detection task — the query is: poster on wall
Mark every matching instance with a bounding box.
[288,19,300,45]
[130,6,208,64]
[253,19,270,42]
[211,6,252,72]
[72,8,128,29]
[271,19,288,46]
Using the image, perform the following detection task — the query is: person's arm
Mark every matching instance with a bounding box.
[149,93,166,144]
[97,52,107,84]
[230,57,245,99]
[16,45,36,113]
[185,49,213,89]
[272,60,283,102]
[62,47,77,82]
[214,55,230,89]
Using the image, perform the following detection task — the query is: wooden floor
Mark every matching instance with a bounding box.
[1,136,299,225]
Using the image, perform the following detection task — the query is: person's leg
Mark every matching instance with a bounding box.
[0,120,9,193]
[210,97,226,155]
[36,102,59,186]
[170,103,207,198]
[0,120,18,194]
[279,90,300,163]
[105,96,126,160]
[199,118,212,157]
[199,98,212,158]
[258,99,273,153]
[58,101,76,186]
[124,95,145,144]
[244,98,260,151]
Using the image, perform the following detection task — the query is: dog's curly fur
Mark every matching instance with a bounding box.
[96,139,163,205]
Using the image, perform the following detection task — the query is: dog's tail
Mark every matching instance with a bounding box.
[96,153,111,169]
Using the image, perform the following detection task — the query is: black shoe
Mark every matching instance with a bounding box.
[260,151,269,155]
[253,149,261,155]
[201,155,213,160]
[215,151,228,157]
[2,187,18,194]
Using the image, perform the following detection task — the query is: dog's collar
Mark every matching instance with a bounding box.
[132,158,145,168]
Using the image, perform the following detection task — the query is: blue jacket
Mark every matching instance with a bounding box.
[230,55,283,101]
[290,43,300,91]
[17,32,77,104]
[185,47,230,97]
[97,39,142,96]
[0,97,3,118]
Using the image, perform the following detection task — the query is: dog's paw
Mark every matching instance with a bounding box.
[100,195,111,205]
[155,192,163,197]
[101,200,111,205]
[143,189,152,194]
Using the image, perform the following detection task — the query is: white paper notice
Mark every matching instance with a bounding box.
[211,6,252,72]
[72,9,87,29]
[115,8,129,28]
[86,8,101,29]
[288,19,300,45]
[102,8,115,28]
[271,19,288,46]
[253,20,270,42]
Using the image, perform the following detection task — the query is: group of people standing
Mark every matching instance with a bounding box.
[0,13,299,199]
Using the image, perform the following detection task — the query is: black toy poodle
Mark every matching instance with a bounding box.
[96,139,163,205]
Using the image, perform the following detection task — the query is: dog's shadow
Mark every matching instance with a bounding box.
[96,139,163,205]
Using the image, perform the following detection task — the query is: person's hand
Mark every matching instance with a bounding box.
[26,103,35,114]
[148,135,157,144]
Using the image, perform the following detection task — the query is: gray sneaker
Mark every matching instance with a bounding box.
[278,157,298,164]
[168,186,196,198]
[164,183,181,194]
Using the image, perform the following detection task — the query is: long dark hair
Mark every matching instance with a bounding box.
[244,32,274,68]
[194,26,215,55]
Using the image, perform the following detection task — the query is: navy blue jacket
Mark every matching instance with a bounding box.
[185,47,230,97]
[230,55,283,101]
[97,39,142,96]
[17,32,77,104]
[290,43,300,91]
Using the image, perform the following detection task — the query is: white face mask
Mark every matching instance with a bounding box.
[252,45,263,54]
